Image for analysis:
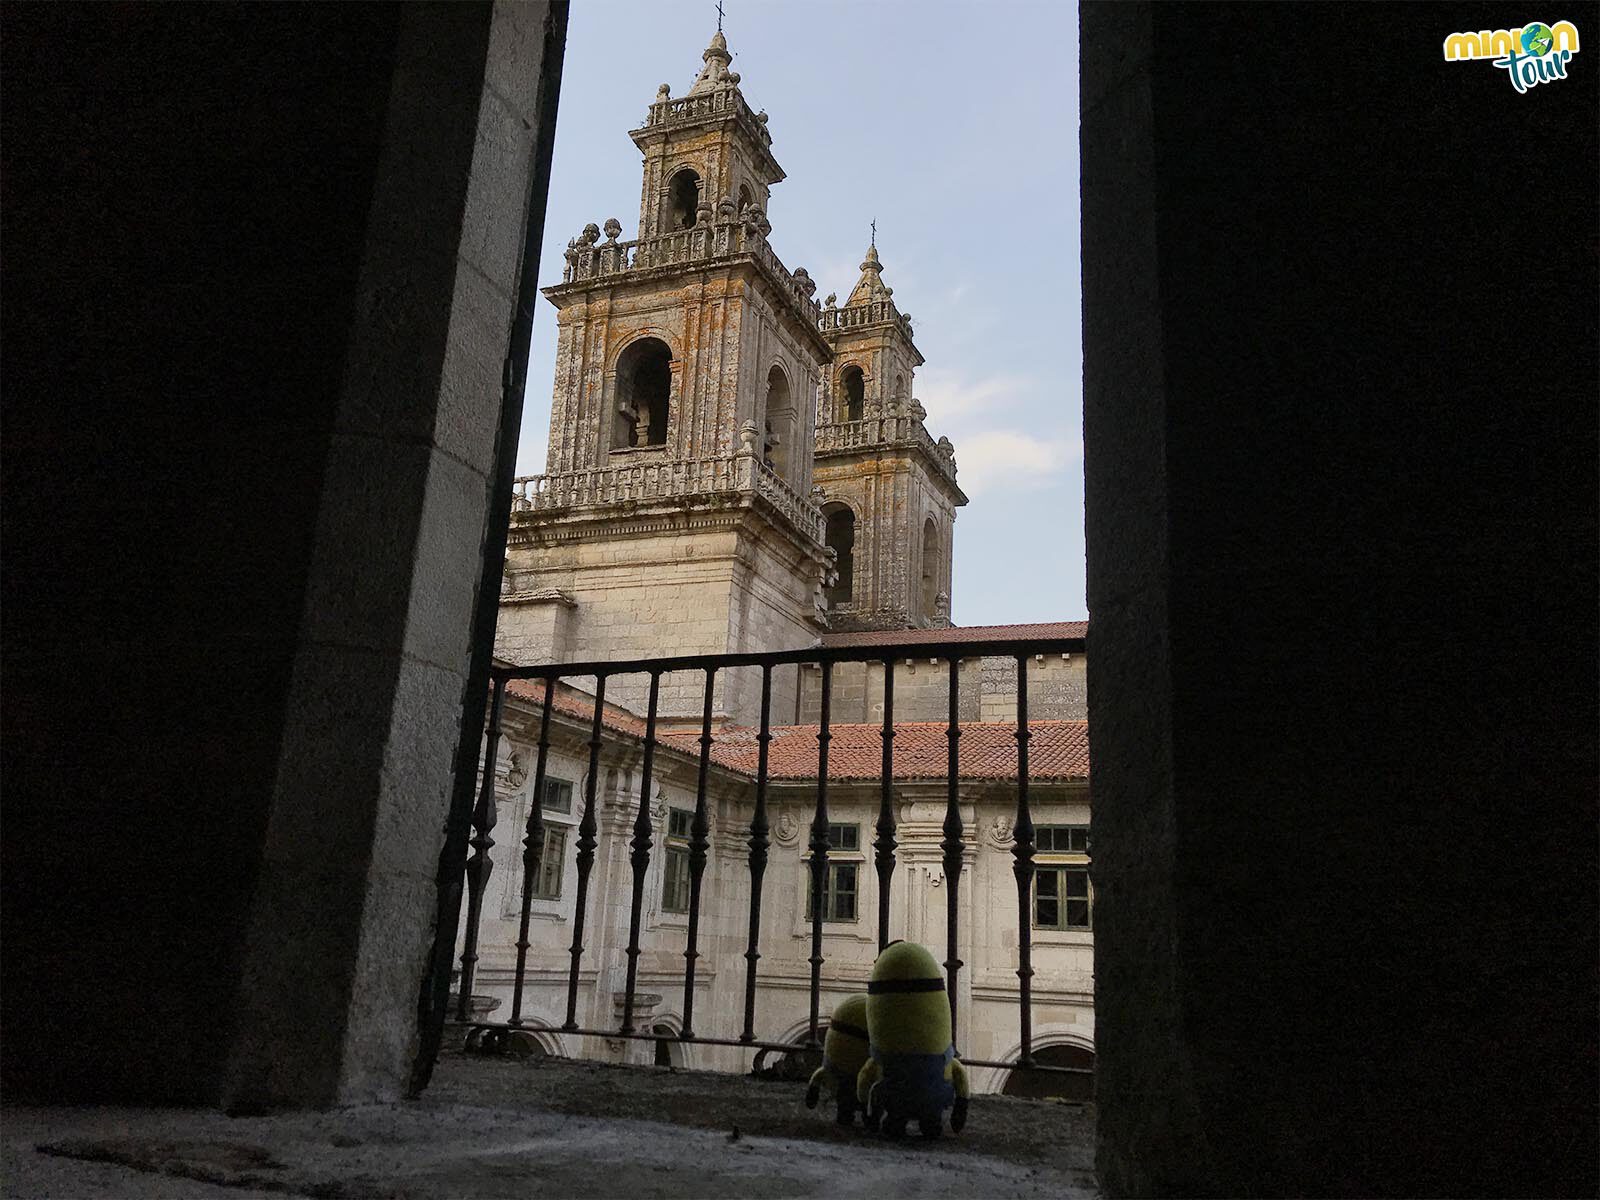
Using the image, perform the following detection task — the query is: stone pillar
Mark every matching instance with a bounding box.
[1082,5,1595,1196]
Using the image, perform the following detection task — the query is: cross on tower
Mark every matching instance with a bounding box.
[870,218,876,247]
[716,1,724,33]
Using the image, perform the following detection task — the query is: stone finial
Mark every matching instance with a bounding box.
[935,591,951,622]
[602,217,622,241]
[579,222,600,245]
[717,194,737,221]
[937,435,955,458]
[728,71,741,85]
[688,29,735,94]
[810,485,827,504]
[910,397,927,421]
[696,199,714,225]
[844,239,894,307]
[824,292,837,309]
[739,419,759,454]
[742,203,766,234]
[792,267,816,297]
[755,109,768,124]
[656,83,671,99]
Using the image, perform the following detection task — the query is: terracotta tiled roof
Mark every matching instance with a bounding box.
[684,720,1089,782]
[500,680,1090,782]
[819,620,1088,649]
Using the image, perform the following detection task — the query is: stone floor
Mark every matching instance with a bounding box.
[3,1051,1099,1198]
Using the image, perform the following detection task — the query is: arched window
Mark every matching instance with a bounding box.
[1002,1043,1094,1102]
[651,1023,682,1068]
[737,183,753,215]
[824,505,855,607]
[839,365,865,423]
[665,168,701,231]
[763,364,794,482]
[612,338,672,449]
[921,518,939,618]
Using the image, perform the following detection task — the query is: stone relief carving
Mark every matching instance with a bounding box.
[985,815,1014,848]
[506,749,529,792]
[773,809,800,846]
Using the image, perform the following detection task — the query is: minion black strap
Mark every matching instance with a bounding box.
[867,977,946,994]
[830,1020,869,1041]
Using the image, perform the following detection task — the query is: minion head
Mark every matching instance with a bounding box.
[866,940,952,1055]
[823,994,871,1077]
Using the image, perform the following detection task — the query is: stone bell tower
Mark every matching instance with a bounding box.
[499,28,834,726]
[814,240,967,630]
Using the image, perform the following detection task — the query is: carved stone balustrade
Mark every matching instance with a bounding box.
[557,218,821,328]
[511,453,824,544]
[813,415,960,487]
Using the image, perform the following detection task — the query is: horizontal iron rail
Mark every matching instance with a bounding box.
[489,636,1085,682]
[461,1022,1092,1076]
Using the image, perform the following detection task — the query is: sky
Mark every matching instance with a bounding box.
[518,0,1086,624]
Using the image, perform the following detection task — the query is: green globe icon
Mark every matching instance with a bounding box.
[1521,23,1554,55]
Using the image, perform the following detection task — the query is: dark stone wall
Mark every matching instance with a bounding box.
[1083,4,1597,1196]
[1,3,402,1102]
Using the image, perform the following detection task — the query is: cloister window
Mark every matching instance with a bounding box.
[823,504,855,607]
[839,365,865,422]
[805,823,860,922]
[661,807,692,913]
[1033,825,1092,930]
[613,337,672,449]
[665,167,700,230]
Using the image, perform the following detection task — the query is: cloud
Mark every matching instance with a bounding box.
[952,430,1081,496]
[915,367,1039,423]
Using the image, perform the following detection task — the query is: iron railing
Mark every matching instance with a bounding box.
[450,634,1092,1086]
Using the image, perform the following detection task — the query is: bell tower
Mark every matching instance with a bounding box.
[814,240,967,630]
[500,28,835,725]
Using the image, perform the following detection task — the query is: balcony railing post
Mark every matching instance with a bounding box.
[942,657,965,1045]
[456,677,505,1020]
[510,677,555,1026]
[681,667,717,1038]
[563,674,607,1032]
[874,659,898,951]
[1011,655,1036,1067]
[740,665,774,1043]
[806,662,832,1047]
[620,671,661,1035]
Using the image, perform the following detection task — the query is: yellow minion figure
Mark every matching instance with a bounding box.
[856,940,970,1138]
[803,994,872,1126]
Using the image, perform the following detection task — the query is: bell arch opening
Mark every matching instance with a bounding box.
[763,364,795,484]
[665,167,701,231]
[612,337,672,449]
[921,517,940,618]
[839,365,865,423]
[824,504,856,608]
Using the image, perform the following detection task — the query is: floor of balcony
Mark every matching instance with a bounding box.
[4,1049,1098,1198]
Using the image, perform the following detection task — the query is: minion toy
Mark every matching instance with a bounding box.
[803,994,872,1126]
[856,941,970,1139]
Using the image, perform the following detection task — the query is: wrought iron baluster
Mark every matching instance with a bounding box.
[942,657,965,1045]
[807,661,832,1047]
[457,678,505,1020]
[681,667,716,1038]
[563,674,607,1032]
[875,659,897,951]
[740,665,774,1043]
[620,671,661,1034]
[510,677,555,1027]
[1012,655,1036,1067]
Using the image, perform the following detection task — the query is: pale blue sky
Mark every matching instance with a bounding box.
[519,0,1086,624]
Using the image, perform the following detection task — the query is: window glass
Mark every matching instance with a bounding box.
[541,777,574,814]
[533,827,566,900]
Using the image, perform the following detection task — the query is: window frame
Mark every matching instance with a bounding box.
[661,806,694,914]
[805,821,863,923]
[1032,824,1092,932]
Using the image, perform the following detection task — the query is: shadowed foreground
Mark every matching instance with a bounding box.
[4,1052,1097,1199]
